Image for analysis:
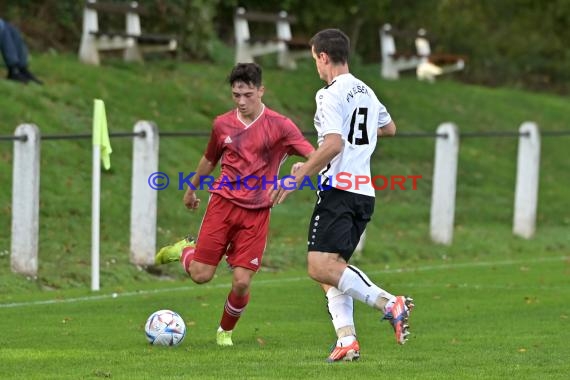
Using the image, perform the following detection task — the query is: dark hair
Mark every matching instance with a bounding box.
[228,63,263,87]
[309,29,350,65]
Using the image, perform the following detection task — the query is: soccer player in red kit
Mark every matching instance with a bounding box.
[155,63,314,346]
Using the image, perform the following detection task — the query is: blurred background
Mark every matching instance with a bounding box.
[2,0,569,94]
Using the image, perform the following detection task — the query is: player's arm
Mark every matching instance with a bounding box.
[271,133,342,205]
[183,155,216,210]
[378,120,396,137]
[282,118,316,173]
[293,133,341,179]
[292,91,343,179]
[303,149,315,160]
[290,149,315,172]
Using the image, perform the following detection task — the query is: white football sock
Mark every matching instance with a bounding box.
[338,335,356,346]
[337,265,393,309]
[326,287,356,346]
[326,287,354,331]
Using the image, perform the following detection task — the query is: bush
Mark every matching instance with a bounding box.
[2,0,568,94]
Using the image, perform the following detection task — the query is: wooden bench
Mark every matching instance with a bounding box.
[414,28,466,82]
[379,24,421,80]
[379,24,465,81]
[233,7,310,70]
[79,0,177,65]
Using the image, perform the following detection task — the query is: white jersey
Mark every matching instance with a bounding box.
[314,73,392,197]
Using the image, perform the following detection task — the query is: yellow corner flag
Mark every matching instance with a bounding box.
[93,99,112,170]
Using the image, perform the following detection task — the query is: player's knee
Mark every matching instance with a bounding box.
[307,260,323,282]
[190,271,213,284]
[232,272,254,293]
[188,261,216,284]
[232,278,250,295]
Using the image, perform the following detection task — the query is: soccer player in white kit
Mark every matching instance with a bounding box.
[271,28,414,362]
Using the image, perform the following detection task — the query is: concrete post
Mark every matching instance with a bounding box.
[78,0,100,65]
[11,124,41,276]
[430,123,459,245]
[513,122,540,238]
[130,121,159,266]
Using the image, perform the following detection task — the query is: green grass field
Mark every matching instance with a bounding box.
[1,252,568,379]
[1,54,568,290]
[1,53,569,378]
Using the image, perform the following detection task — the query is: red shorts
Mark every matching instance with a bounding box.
[194,194,270,271]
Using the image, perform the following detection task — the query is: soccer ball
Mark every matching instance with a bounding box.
[144,309,186,346]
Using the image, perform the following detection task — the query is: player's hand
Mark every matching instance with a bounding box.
[270,161,305,205]
[269,176,296,205]
[291,162,304,175]
[183,189,200,210]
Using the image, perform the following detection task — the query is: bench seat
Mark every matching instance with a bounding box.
[234,7,310,70]
[79,0,177,65]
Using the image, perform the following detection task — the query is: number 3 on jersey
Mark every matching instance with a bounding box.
[348,107,369,145]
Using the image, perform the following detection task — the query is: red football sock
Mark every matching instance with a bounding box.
[219,290,250,331]
[180,246,195,275]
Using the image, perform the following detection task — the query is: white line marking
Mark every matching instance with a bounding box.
[402,283,570,291]
[0,255,567,309]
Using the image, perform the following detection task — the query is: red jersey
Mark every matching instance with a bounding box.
[203,105,313,209]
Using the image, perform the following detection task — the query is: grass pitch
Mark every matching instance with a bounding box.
[0,54,569,379]
[1,252,568,379]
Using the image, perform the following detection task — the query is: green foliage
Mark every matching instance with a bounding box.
[178,0,220,60]
[2,0,569,92]
[426,0,570,92]
[134,0,223,60]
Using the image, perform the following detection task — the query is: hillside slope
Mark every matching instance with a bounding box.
[1,54,568,291]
